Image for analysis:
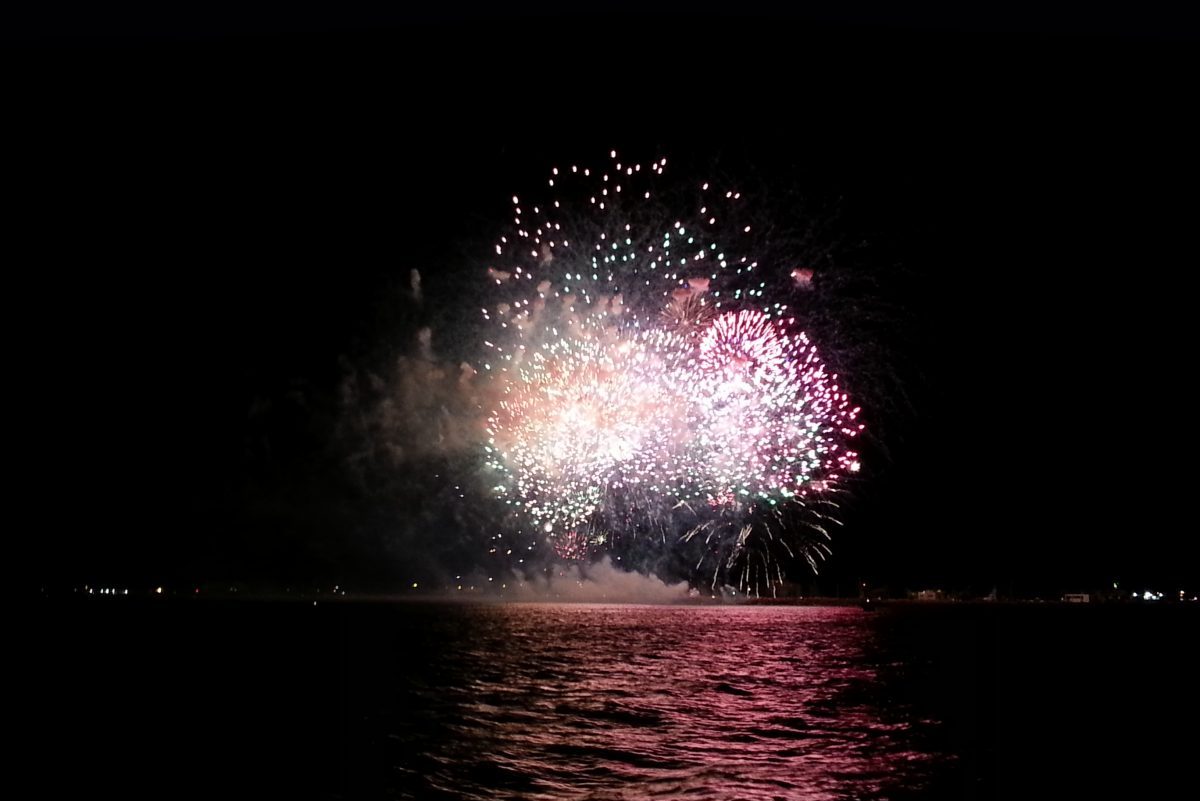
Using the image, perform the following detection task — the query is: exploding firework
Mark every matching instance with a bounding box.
[479,151,863,594]
[486,329,693,535]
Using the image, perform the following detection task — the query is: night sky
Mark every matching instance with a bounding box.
[17,5,1199,595]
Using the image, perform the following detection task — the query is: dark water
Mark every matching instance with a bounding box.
[31,600,1197,799]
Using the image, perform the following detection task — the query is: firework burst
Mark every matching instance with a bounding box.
[479,151,863,594]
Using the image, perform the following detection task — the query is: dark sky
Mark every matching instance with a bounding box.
[17,6,1199,593]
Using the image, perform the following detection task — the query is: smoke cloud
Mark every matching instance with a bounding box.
[504,557,691,604]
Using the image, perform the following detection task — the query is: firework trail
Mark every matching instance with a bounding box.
[479,152,862,594]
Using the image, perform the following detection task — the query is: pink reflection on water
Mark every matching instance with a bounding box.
[399,605,948,801]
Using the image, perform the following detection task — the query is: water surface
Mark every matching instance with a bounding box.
[342,604,980,800]
[36,600,1002,799]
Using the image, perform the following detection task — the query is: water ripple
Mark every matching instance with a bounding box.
[371,604,962,800]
